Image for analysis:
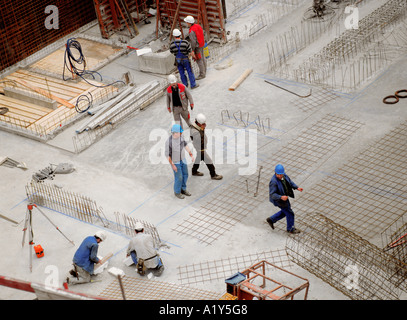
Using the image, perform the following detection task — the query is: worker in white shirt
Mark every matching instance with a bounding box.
[126,222,164,276]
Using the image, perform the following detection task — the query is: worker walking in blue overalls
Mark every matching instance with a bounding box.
[169,29,199,90]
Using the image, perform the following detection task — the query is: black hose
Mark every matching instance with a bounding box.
[63,38,125,113]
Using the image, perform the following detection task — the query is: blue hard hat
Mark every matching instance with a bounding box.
[275,164,285,174]
[171,124,183,133]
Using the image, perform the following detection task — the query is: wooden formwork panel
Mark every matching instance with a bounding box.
[157,0,226,43]
[0,70,116,135]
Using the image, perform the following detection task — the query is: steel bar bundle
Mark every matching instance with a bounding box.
[286,212,407,300]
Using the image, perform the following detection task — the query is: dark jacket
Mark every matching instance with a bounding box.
[269,174,298,207]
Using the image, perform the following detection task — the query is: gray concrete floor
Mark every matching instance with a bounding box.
[1,0,406,300]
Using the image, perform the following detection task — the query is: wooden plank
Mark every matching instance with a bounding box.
[5,76,81,101]
[0,95,51,114]
[15,70,91,91]
[0,111,37,125]
[0,104,45,120]
[11,78,76,109]
[229,69,253,91]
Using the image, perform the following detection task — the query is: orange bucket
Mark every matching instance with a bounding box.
[34,245,44,258]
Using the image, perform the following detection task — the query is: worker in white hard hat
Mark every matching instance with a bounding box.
[169,28,199,90]
[184,15,207,80]
[166,73,195,129]
[190,113,223,180]
[126,222,164,276]
[67,231,107,284]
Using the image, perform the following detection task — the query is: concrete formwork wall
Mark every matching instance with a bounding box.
[0,0,96,71]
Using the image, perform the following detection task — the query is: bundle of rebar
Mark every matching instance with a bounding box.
[286,212,407,300]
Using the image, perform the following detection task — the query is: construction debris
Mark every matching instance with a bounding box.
[0,156,27,170]
[32,163,75,182]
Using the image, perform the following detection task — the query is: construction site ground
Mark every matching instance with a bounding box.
[1,0,407,301]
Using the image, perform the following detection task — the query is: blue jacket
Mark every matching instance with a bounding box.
[73,236,100,274]
[269,174,298,207]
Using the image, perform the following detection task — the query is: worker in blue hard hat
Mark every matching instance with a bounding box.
[165,124,195,199]
[266,164,303,234]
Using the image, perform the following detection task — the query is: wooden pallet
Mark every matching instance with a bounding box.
[0,69,117,135]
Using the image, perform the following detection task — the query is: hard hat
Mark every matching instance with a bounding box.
[134,221,144,231]
[196,113,206,124]
[275,164,285,175]
[171,124,183,133]
[95,231,107,241]
[184,15,195,24]
[168,74,177,84]
[172,28,181,37]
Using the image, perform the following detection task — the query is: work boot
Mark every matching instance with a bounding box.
[211,174,223,180]
[191,84,200,89]
[181,189,191,196]
[266,218,275,230]
[174,193,185,199]
[192,171,204,176]
[287,228,300,234]
[196,75,205,80]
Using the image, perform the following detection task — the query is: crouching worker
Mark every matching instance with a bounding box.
[67,231,107,284]
[126,222,164,276]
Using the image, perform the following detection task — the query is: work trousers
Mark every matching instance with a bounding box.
[177,59,197,88]
[192,151,216,177]
[173,160,189,194]
[172,106,191,129]
[195,47,207,78]
[269,201,295,232]
[69,264,91,284]
[130,251,163,269]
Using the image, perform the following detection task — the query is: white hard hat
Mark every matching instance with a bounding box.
[168,74,177,84]
[196,113,206,124]
[134,221,144,231]
[95,231,107,241]
[172,28,181,37]
[184,16,195,24]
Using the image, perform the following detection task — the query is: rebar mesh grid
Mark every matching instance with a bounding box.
[99,275,222,300]
[381,212,407,268]
[296,121,407,241]
[173,114,363,244]
[177,249,292,285]
[290,88,339,113]
[286,212,407,300]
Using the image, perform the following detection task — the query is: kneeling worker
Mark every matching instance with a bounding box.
[67,231,107,284]
[126,222,164,276]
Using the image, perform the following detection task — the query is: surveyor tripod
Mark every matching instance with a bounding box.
[22,203,75,272]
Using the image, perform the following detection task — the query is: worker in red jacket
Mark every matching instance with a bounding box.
[184,15,207,80]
